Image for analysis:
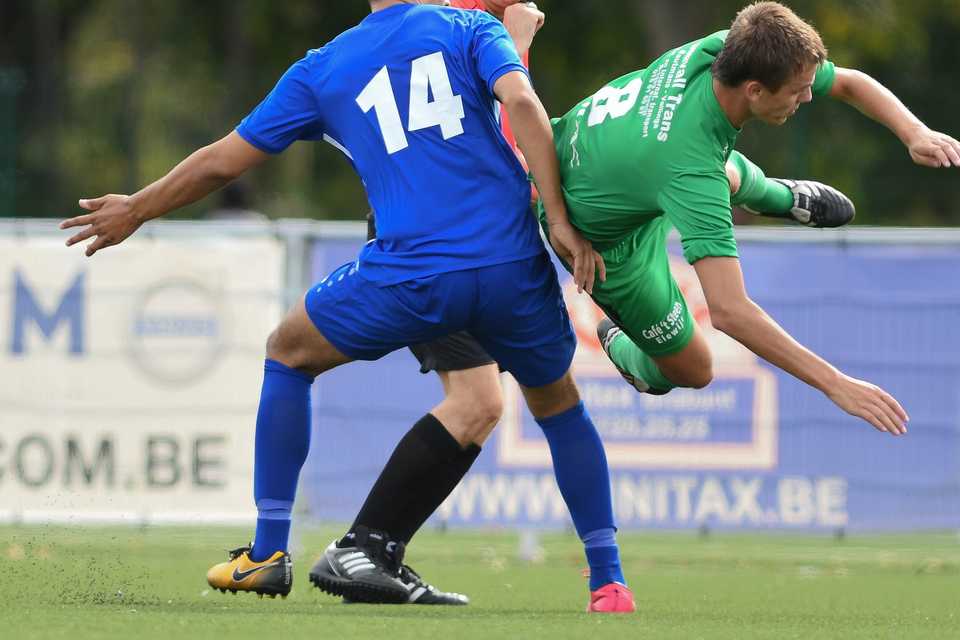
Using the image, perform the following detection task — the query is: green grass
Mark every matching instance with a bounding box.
[1,525,958,639]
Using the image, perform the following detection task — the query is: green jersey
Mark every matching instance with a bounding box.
[549,30,836,264]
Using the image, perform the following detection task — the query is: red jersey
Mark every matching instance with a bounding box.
[449,0,533,196]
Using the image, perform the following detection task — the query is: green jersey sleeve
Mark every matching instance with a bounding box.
[813,60,836,97]
[658,173,739,264]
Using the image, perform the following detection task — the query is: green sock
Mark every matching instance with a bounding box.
[728,150,794,216]
[609,332,676,392]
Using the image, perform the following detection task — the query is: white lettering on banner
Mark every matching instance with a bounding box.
[729,477,764,522]
[817,477,849,527]
[579,382,637,409]
[592,415,711,441]
[640,388,738,412]
[499,363,778,470]
[779,476,849,527]
[579,384,739,416]
[672,476,697,521]
[438,473,849,528]
[436,473,568,521]
[694,477,729,522]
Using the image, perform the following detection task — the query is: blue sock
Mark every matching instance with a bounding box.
[253,500,293,561]
[536,402,626,589]
[250,359,314,562]
[583,528,626,590]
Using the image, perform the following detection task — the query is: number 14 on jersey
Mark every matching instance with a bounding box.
[357,52,466,154]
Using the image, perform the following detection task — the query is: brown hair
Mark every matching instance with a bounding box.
[712,2,827,91]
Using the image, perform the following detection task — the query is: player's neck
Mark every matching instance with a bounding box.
[712,77,752,130]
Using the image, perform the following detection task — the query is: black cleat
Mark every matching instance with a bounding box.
[765,179,856,228]
[597,319,669,395]
[309,527,469,605]
[309,528,408,604]
[393,564,469,605]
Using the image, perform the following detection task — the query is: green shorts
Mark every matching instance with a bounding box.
[543,213,695,357]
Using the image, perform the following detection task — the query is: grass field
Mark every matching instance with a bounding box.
[1,525,958,640]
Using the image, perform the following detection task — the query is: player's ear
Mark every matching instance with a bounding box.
[744,80,766,102]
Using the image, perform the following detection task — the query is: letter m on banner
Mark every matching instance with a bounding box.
[11,270,85,355]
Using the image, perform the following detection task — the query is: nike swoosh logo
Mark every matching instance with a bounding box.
[232,561,280,582]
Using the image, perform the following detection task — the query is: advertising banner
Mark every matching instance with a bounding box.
[0,234,284,523]
[304,235,960,531]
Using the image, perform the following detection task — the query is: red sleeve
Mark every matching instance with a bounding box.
[449,0,527,150]
[451,0,537,200]
[449,0,488,9]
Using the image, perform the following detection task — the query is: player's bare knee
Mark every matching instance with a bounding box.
[684,367,714,389]
[673,359,714,389]
[522,371,581,419]
[264,326,290,362]
[447,391,502,433]
[264,323,312,371]
[472,394,504,431]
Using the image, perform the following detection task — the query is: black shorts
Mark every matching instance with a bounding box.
[409,332,497,374]
[367,211,497,374]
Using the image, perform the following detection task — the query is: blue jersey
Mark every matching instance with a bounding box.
[237,4,544,285]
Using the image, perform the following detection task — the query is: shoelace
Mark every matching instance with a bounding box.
[400,564,436,591]
[386,540,407,574]
[228,545,252,560]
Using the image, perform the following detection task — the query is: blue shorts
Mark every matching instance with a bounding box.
[305,253,575,388]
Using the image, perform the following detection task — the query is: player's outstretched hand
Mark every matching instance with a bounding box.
[548,220,606,295]
[826,374,909,436]
[906,126,960,168]
[61,194,143,257]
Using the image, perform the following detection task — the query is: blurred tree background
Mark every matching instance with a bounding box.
[0,0,957,224]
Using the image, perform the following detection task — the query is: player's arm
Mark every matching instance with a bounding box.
[829,67,960,168]
[61,132,268,256]
[693,255,909,435]
[493,70,605,292]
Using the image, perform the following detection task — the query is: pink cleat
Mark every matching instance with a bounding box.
[587,583,636,613]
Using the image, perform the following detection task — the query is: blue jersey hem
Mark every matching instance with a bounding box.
[235,126,285,155]
[358,246,547,287]
[486,63,531,95]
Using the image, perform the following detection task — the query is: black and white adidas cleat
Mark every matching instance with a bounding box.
[597,318,669,395]
[394,564,469,605]
[309,528,409,604]
[309,526,469,605]
[768,179,856,228]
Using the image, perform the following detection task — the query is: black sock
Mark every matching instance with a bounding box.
[394,439,479,543]
[345,413,481,545]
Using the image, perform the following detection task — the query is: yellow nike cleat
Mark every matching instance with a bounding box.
[206,545,292,598]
